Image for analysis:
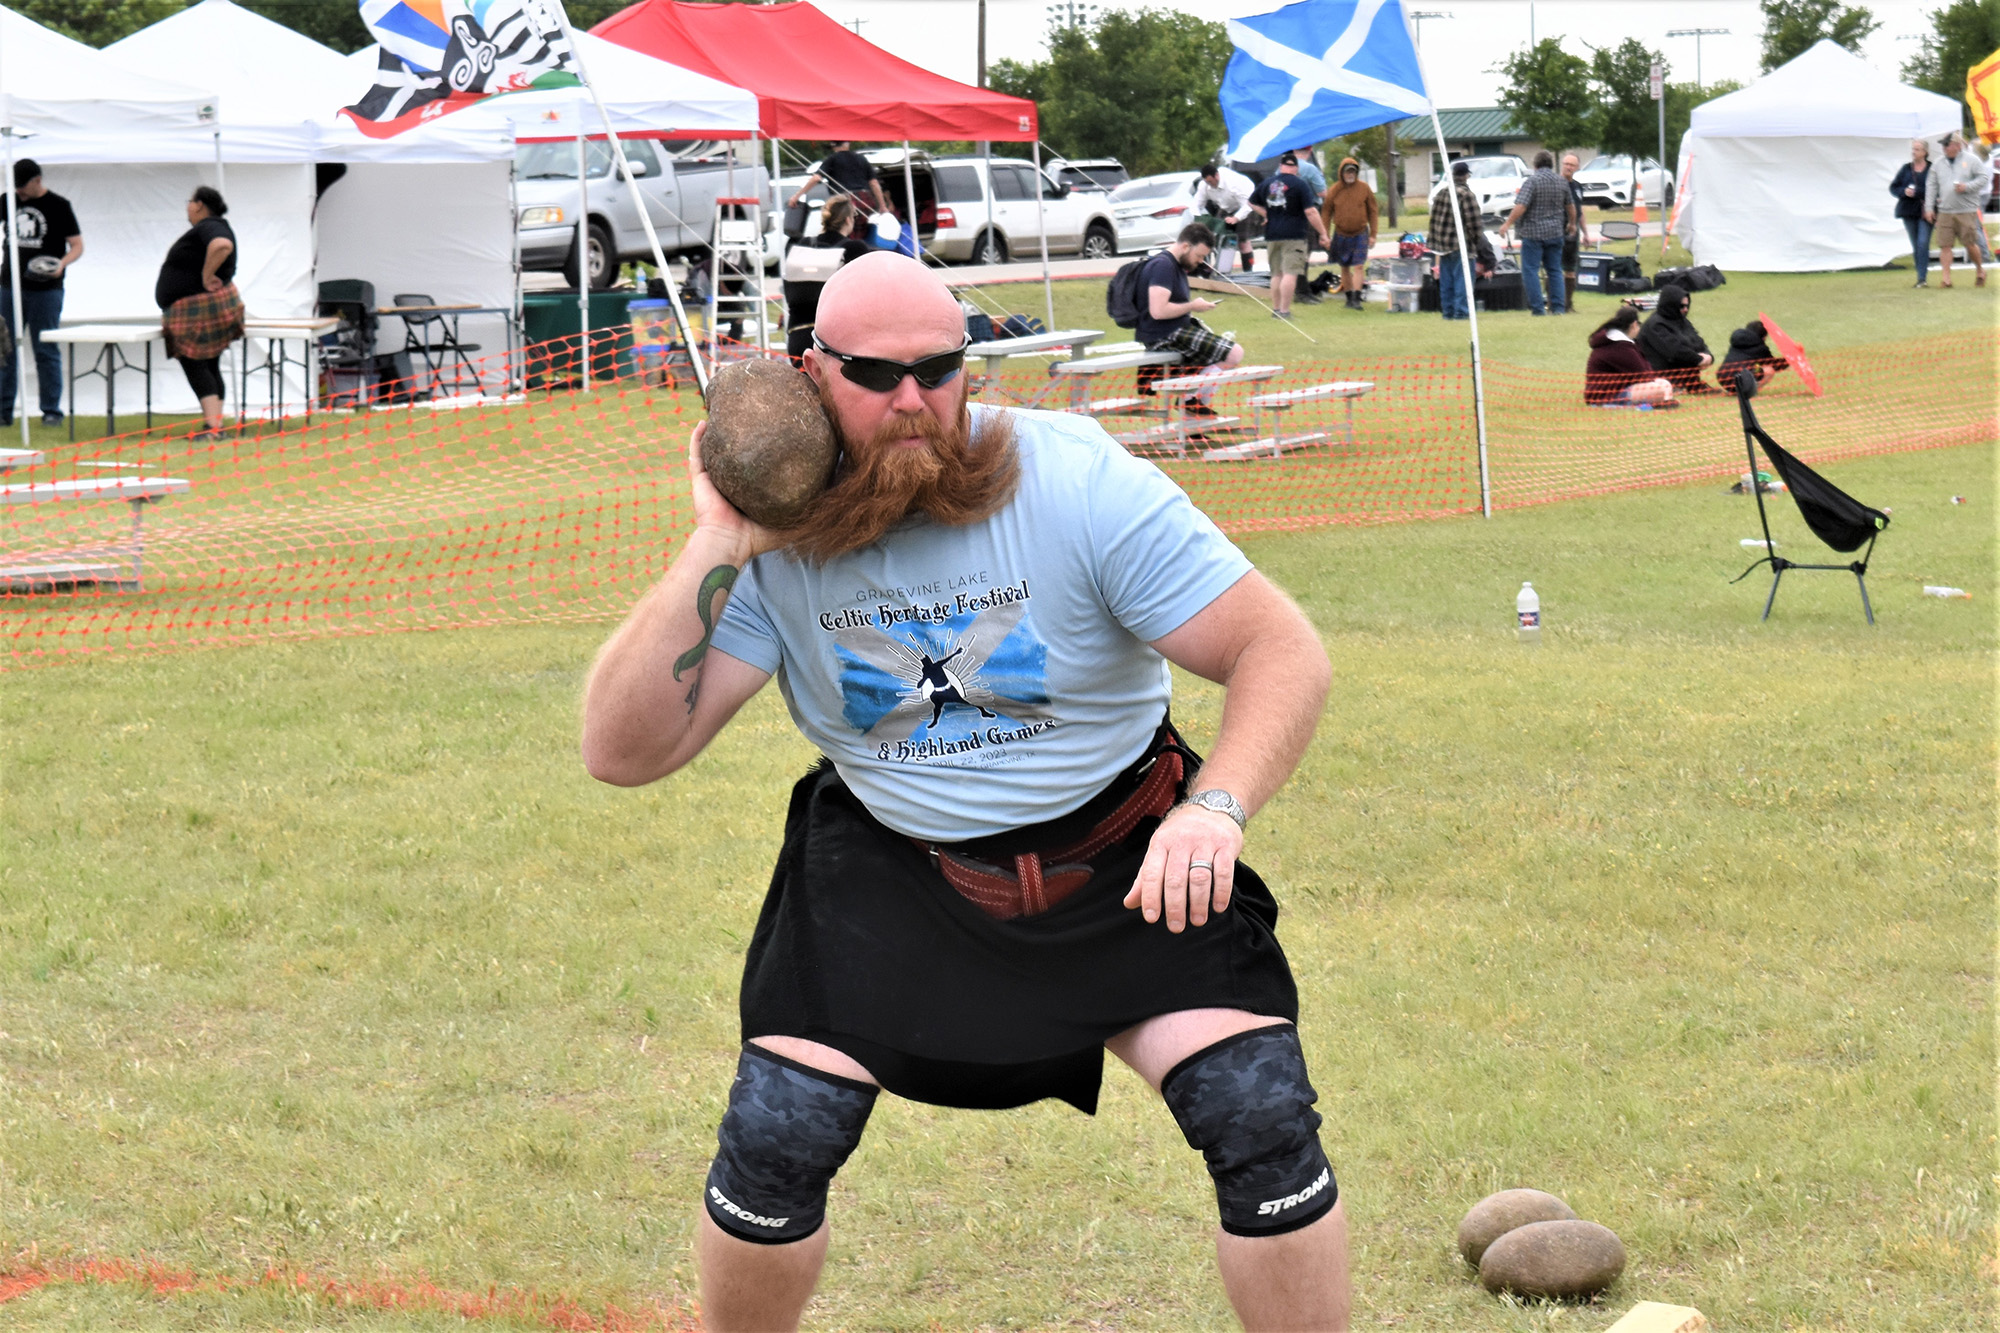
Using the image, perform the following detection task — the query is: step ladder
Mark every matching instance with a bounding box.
[707,198,773,360]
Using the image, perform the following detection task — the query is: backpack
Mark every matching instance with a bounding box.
[1653,263,1725,292]
[1106,256,1153,329]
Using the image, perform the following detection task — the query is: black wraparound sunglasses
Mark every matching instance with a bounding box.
[812,336,969,392]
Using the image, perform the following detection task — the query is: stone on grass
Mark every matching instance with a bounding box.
[701,358,838,529]
[1478,1218,1627,1299]
[1456,1188,1577,1266]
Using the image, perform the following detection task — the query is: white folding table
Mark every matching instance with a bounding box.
[40,324,162,440]
[240,316,340,425]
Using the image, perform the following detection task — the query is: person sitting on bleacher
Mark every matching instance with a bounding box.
[1584,304,1675,408]
[1137,223,1245,418]
[1716,319,1789,396]
[1636,284,1717,394]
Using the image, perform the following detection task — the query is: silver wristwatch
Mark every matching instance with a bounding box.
[1184,788,1248,830]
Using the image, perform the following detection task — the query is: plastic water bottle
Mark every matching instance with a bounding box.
[1516,582,1541,644]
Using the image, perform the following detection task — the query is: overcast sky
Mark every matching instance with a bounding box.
[801,0,1942,124]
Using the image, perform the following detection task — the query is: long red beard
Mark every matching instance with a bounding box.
[782,397,1019,563]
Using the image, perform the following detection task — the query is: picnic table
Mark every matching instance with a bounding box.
[1047,348,1186,416]
[1198,380,1378,461]
[964,328,1105,405]
[0,474,191,592]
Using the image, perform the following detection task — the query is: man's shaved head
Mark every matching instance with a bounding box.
[814,251,964,359]
[786,250,1017,563]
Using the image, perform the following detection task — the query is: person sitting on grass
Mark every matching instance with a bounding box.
[1636,284,1716,394]
[1584,304,1676,408]
[1716,319,1789,397]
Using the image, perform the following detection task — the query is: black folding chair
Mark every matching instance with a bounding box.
[315,279,377,406]
[392,292,483,398]
[1729,369,1889,624]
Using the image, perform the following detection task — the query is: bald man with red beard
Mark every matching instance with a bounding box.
[582,252,1346,1331]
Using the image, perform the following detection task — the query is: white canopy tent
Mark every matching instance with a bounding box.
[109,0,520,412]
[1672,40,1967,272]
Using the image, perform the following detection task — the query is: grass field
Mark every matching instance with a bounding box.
[3,430,1992,1329]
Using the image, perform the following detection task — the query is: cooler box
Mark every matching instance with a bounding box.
[1386,283,1421,314]
[1365,256,1422,285]
[1574,252,1615,295]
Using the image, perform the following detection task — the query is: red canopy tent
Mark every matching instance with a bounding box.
[591,1,1037,143]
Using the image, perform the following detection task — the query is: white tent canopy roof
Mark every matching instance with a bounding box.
[0,6,218,159]
[343,28,760,142]
[106,0,512,164]
[1690,39,1964,140]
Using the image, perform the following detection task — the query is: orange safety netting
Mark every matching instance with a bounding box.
[3,327,1991,664]
[0,1254,699,1329]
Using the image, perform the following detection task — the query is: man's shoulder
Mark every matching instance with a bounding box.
[1141,250,1182,282]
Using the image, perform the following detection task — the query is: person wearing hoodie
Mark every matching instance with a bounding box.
[1319,157,1378,309]
[1716,319,1789,396]
[1636,284,1715,393]
[1584,304,1675,406]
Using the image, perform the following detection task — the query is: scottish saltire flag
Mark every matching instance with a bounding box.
[1222,0,1432,162]
[342,0,580,138]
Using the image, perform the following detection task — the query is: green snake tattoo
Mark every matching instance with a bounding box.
[673,564,740,713]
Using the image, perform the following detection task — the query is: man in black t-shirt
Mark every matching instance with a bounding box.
[1248,154,1328,320]
[0,158,84,427]
[788,141,892,217]
[1137,223,1244,420]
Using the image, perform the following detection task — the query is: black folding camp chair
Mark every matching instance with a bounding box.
[1729,369,1889,624]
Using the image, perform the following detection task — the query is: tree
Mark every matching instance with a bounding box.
[1590,39,1668,162]
[988,9,1232,177]
[11,0,178,46]
[1902,0,2000,123]
[1496,38,1598,154]
[1759,0,1881,72]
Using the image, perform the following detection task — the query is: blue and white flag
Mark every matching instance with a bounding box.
[1221,0,1432,162]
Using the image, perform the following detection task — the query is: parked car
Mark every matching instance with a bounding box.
[1048,157,1128,193]
[1573,154,1675,209]
[515,138,771,290]
[774,150,1120,264]
[1427,155,1531,225]
[1109,171,1201,254]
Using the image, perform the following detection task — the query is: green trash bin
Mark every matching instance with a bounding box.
[522,290,638,387]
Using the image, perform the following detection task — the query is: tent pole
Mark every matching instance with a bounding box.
[901,141,919,259]
[577,122,590,393]
[1414,79,1489,516]
[510,156,523,392]
[213,128,226,195]
[4,127,25,449]
[552,2,707,393]
[1031,139,1053,329]
[982,143,995,264]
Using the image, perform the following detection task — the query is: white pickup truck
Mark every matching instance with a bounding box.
[515,138,772,289]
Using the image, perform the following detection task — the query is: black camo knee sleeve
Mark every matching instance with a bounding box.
[1161,1025,1337,1238]
[704,1044,878,1245]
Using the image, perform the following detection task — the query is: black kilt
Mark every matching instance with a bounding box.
[739,731,1301,1114]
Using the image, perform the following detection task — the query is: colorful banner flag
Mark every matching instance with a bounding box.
[342,0,580,139]
[1969,46,2000,145]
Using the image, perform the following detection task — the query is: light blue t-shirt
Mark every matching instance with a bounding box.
[710,406,1252,841]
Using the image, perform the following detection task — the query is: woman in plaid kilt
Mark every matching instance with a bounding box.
[155,186,244,440]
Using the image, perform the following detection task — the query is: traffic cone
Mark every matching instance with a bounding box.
[1632,191,1649,228]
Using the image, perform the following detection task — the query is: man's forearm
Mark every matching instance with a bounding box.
[1186,624,1330,819]
[582,525,758,781]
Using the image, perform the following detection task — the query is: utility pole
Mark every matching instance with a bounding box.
[1665,27,1729,90]
[976,0,989,157]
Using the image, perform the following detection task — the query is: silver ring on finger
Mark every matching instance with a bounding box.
[1189,860,1213,873]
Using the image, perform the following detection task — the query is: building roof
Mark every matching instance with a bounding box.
[1395,107,1526,144]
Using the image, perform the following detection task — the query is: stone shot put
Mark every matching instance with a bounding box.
[581,251,1346,1330]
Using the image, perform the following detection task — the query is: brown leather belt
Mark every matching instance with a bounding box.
[915,747,1185,921]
